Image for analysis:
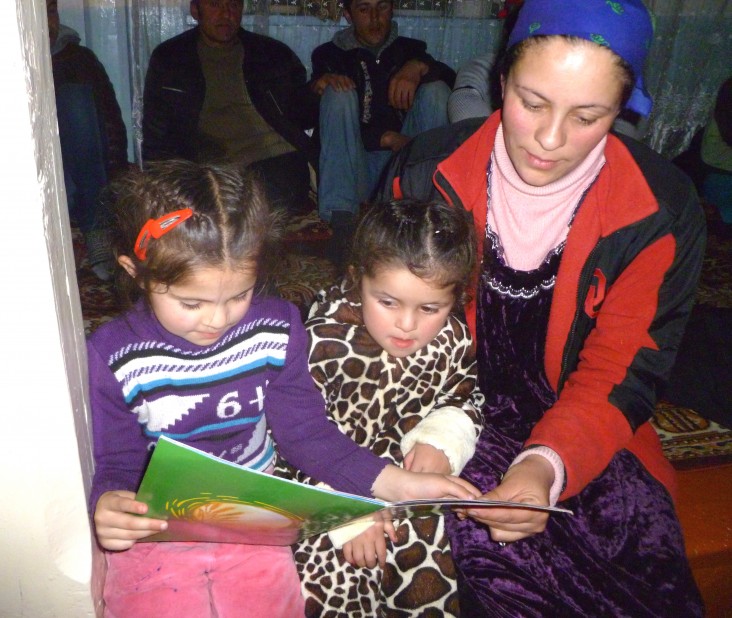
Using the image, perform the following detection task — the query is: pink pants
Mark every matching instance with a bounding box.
[103,542,305,617]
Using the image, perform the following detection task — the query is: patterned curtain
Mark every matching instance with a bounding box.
[269,0,506,21]
[644,0,732,157]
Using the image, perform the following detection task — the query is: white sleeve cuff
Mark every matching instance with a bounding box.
[400,406,478,475]
[308,481,378,549]
[508,446,565,506]
[327,515,378,549]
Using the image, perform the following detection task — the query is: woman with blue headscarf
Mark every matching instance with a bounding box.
[376,0,705,614]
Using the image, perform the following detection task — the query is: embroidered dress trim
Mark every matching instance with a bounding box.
[483,163,563,299]
[481,264,558,300]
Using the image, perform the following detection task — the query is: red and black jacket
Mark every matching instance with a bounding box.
[377,112,706,501]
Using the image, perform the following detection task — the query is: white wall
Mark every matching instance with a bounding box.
[0,1,97,616]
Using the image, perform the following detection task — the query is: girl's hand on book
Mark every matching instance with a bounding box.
[372,465,481,502]
[94,490,168,551]
[341,517,394,569]
[403,443,451,474]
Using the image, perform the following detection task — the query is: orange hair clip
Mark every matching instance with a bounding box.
[134,208,194,261]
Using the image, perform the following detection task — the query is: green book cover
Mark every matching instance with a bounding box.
[135,436,572,545]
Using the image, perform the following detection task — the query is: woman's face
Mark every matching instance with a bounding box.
[501,38,623,187]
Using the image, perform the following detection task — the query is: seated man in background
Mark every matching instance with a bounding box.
[48,0,128,281]
[311,0,454,262]
[142,0,318,214]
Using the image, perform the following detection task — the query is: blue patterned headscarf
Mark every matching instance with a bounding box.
[506,0,654,116]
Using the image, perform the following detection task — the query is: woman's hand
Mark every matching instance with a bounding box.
[403,443,452,475]
[341,516,397,569]
[371,464,480,503]
[461,455,554,543]
[94,490,168,551]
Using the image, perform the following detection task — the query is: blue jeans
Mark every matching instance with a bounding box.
[55,83,109,234]
[317,81,451,221]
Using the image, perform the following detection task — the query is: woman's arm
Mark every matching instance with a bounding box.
[466,150,705,539]
[448,52,497,123]
[529,212,705,499]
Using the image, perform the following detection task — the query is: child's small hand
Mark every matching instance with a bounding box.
[94,490,168,551]
[372,464,481,503]
[403,443,451,474]
[341,516,396,569]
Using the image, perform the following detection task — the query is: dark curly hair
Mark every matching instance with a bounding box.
[347,198,476,307]
[108,160,282,307]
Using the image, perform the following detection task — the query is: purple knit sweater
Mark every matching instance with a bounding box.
[87,295,387,513]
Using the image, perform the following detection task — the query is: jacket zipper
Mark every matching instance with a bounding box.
[434,170,463,209]
[267,90,283,116]
[558,242,601,392]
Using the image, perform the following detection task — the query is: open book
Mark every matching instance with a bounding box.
[136,436,573,545]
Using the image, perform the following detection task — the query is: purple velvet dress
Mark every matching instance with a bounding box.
[445,225,704,617]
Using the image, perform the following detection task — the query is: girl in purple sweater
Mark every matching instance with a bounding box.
[88,160,478,618]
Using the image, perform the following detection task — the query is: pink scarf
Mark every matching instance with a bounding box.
[488,125,606,271]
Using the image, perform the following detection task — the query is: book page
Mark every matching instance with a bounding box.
[136,437,572,545]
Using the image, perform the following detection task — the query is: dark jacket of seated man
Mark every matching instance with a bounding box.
[142,26,318,167]
[311,25,455,151]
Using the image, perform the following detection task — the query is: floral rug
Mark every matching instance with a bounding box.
[653,204,732,469]
[653,402,732,469]
[74,206,732,471]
